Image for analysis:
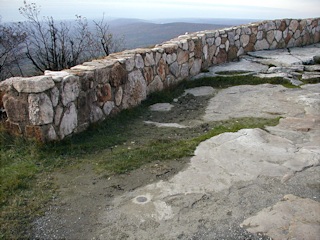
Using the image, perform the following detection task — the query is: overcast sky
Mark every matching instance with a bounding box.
[0,0,319,22]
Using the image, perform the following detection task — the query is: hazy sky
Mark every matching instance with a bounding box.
[0,0,319,22]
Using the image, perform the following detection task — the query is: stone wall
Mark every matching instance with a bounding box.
[1,18,319,141]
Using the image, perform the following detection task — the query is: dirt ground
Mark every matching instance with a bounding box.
[31,80,320,240]
[31,93,214,239]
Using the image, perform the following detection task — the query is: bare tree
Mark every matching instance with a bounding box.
[18,1,125,73]
[0,17,26,81]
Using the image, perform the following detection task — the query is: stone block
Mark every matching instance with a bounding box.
[97,83,112,105]
[103,101,115,116]
[110,62,128,87]
[12,76,55,93]
[122,70,147,109]
[3,94,28,123]
[177,49,189,64]
[255,39,270,51]
[28,93,54,125]
[61,75,80,106]
[144,52,155,66]
[60,102,77,138]
[147,75,163,94]
[115,86,123,107]
[143,67,154,84]
[169,62,180,78]
[190,58,202,76]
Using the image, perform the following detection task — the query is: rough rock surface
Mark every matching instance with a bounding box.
[241,194,320,240]
[93,73,320,239]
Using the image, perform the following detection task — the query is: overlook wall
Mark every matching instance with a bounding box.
[1,18,319,142]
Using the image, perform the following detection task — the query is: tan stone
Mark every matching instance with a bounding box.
[177,49,189,64]
[289,20,299,32]
[97,83,112,105]
[228,46,239,61]
[3,94,28,123]
[147,75,163,94]
[194,40,202,58]
[143,67,154,84]
[115,87,123,107]
[4,121,22,135]
[215,49,228,64]
[25,125,45,142]
[110,62,128,87]
[157,58,168,81]
[279,20,287,31]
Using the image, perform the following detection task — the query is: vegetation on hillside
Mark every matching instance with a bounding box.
[0,1,124,81]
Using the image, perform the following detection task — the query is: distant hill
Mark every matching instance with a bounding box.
[109,21,230,49]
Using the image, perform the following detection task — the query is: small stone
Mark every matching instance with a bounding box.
[135,54,144,69]
[149,103,174,112]
[313,55,320,64]
[103,101,115,116]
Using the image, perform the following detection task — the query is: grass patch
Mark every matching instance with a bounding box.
[215,70,252,75]
[186,75,290,89]
[301,77,320,84]
[98,117,280,175]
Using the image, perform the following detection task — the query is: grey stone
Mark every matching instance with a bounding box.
[135,54,144,69]
[61,75,80,106]
[180,63,189,79]
[215,37,221,46]
[44,71,70,82]
[90,104,104,123]
[149,103,174,112]
[0,77,14,92]
[103,101,115,116]
[50,87,59,107]
[144,121,187,128]
[13,76,55,93]
[125,57,135,71]
[169,62,180,78]
[59,103,77,138]
[313,55,320,64]
[183,86,215,97]
[254,39,270,50]
[144,52,155,66]
[240,34,250,47]
[46,125,58,141]
[122,70,147,109]
[54,105,63,126]
[274,30,283,42]
[147,75,163,94]
[28,93,54,125]
[115,87,123,106]
[190,59,202,76]
[166,53,177,65]
[241,194,320,240]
